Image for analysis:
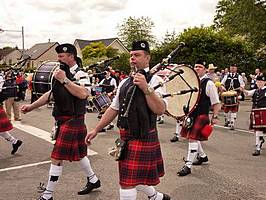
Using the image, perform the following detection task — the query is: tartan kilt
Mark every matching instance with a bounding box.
[119,129,165,187]
[180,114,210,141]
[249,113,266,133]
[51,115,87,161]
[222,104,239,113]
[0,105,13,132]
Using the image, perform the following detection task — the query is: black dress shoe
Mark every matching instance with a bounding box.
[224,121,229,127]
[177,165,191,176]
[106,124,114,130]
[170,135,179,143]
[38,196,53,200]
[162,193,171,200]
[193,156,208,165]
[78,179,101,195]
[11,140,22,155]
[252,150,260,156]
[157,119,164,124]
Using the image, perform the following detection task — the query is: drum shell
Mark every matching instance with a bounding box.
[92,93,111,113]
[32,61,59,96]
[221,91,238,106]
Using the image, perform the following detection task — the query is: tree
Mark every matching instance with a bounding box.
[214,0,266,47]
[82,42,107,60]
[151,26,261,75]
[117,16,156,49]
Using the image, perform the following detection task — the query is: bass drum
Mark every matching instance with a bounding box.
[161,64,200,120]
[32,61,59,97]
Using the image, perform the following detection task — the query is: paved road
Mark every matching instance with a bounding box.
[0,99,266,200]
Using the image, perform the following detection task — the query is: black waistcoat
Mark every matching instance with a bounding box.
[252,88,266,108]
[52,64,86,117]
[102,78,114,93]
[190,78,211,118]
[224,73,240,91]
[117,71,157,139]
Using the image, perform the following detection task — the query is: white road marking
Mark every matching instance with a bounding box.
[12,121,98,156]
[215,124,255,134]
[0,161,51,172]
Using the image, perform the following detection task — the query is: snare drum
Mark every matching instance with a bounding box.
[221,90,238,106]
[251,108,266,128]
[92,93,111,113]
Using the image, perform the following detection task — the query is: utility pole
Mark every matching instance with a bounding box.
[0,26,25,56]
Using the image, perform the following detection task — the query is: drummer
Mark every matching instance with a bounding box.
[0,72,23,155]
[244,75,266,156]
[177,60,221,176]
[99,67,117,96]
[220,64,245,130]
[98,68,117,130]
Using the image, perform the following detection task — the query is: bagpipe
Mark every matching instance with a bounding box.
[122,42,201,122]
[0,55,31,103]
[31,56,121,98]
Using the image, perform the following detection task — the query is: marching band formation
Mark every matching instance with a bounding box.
[0,41,265,200]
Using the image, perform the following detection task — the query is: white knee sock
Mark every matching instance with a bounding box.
[175,122,182,137]
[224,112,229,122]
[186,142,198,168]
[255,131,264,150]
[120,188,137,200]
[197,141,206,158]
[42,164,63,200]
[136,185,163,200]
[79,156,98,183]
[231,112,237,126]
[0,131,17,144]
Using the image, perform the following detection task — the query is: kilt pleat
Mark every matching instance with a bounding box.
[0,106,13,132]
[51,115,87,161]
[180,114,210,141]
[222,104,239,113]
[119,129,164,187]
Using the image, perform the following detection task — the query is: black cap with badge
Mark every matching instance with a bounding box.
[131,40,150,53]
[55,43,83,68]
[195,59,206,67]
[55,43,77,56]
[256,75,266,81]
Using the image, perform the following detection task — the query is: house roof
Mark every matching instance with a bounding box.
[75,37,120,50]
[0,48,16,60]
[25,42,59,60]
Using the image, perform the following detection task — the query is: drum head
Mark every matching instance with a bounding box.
[163,64,200,119]
[32,61,59,97]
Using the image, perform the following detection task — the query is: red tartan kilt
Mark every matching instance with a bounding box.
[0,106,13,132]
[222,104,239,113]
[51,115,87,161]
[119,129,164,187]
[180,114,210,141]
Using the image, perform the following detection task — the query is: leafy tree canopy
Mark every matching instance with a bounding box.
[117,16,156,49]
[214,0,266,47]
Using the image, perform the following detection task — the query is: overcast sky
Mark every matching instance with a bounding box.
[0,0,219,49]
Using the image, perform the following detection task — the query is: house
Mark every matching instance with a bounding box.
[0,47,22,65]
[24,41,59,69]
[73,37,128,58]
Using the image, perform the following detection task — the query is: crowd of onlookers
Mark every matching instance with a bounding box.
[0,65,264,121]
[206,65,264,90]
